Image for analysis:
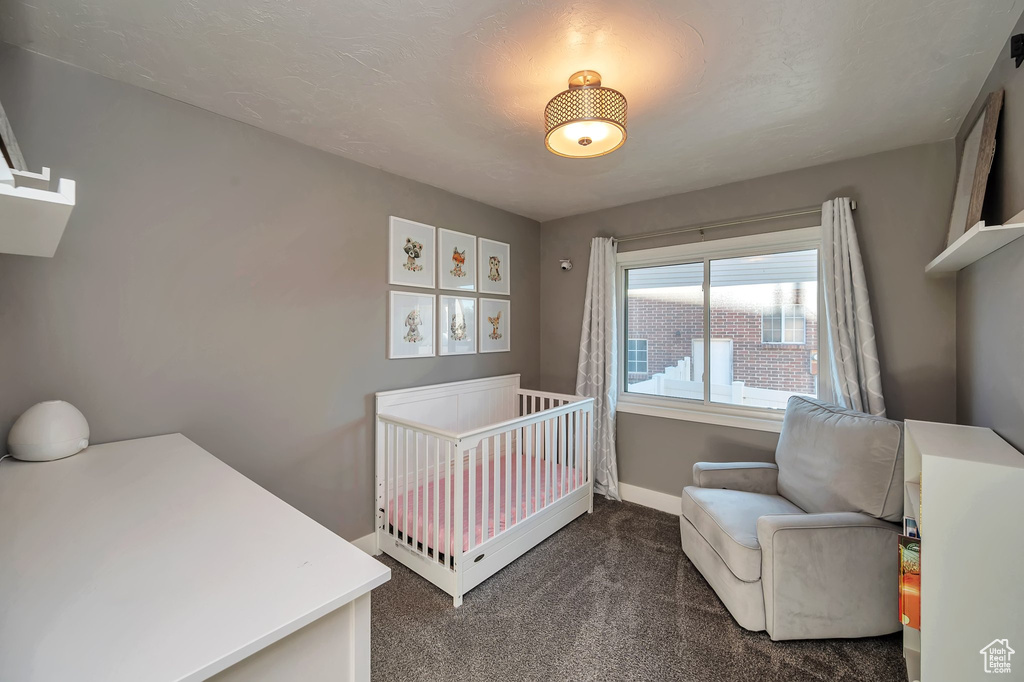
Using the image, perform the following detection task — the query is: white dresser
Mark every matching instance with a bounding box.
[902,420,1024,682]
[0,433,390,682]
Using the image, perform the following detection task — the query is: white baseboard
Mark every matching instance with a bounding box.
[350,533,377,555]
[619,482,681,516]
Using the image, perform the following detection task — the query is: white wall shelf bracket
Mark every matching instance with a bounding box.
[926,208,1024,275]
[0,165,76,257]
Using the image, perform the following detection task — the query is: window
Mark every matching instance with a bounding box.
[762,304,806,344]
[618,228,823,431]
[627,339,648,374]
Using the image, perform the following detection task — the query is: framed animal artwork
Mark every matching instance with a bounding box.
[389,291,435,359]
[437,228,477,291]
[477,238,510,296]
[439,296,476,356]
[388,216,436,289]
[478,298,510,353]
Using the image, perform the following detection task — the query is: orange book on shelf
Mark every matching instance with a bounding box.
[899,535,921,630]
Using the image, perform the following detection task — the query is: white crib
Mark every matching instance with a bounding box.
[374,374,594,606]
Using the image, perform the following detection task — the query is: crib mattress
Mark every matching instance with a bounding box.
[388,453,579,556]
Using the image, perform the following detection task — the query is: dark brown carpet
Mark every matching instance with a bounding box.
[371,497,907,682]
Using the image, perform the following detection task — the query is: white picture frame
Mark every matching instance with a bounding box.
[477,237,510,296]
[946,89,1002,248]
[439,296,477,356]
[389,291,435,359]
[437,228,477,291]
[478,298,510,353]
[0,99,26,170]
[388,216,436,289]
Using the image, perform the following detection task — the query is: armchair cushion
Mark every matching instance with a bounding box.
[692,461,779,495]
[681,486,804,582]
[757,512,901,640]
[775,396,904,522]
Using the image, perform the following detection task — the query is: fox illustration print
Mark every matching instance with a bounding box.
[488,255,501,282]
[403,238,424,272]
[488,311,502,340]
[403,309,423,343]
[450,247,466,278]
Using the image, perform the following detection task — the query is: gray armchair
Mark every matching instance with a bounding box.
[679,396,904,640]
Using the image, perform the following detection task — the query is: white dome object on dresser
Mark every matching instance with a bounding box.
[7,401,90,462]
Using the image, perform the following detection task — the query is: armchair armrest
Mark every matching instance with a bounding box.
[757,512,900,640]
[692,461,779,494]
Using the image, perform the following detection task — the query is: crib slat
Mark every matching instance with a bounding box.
[560,412,567,499]
[569,411,575,493]
[587,410,593,484]
[569,410,576,492]
[578,409,584,490]
[382,424,389,537]
[445,440,452,564]
[546,416,554,508]
[504,430,512,529]
[469,443,477,550]
[433,437,440,561]
[389,424,395,538]
[492,436,499,538]
[482,439,489,544]
[413,433,421,554]
[523,425,531,519]
[536,421,544,512]
[515,427,522,524]
[576,409,583,491]
[404,429,411,547]
[553,415,560,503]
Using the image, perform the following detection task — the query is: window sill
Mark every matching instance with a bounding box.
[617,395,785,433]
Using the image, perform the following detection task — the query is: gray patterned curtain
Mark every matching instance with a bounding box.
[575,237,621,500]
[821,198,886,416]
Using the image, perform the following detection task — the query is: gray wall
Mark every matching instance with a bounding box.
[0,44,540,540]
[955,14,1024,452]
[540,143,958,496]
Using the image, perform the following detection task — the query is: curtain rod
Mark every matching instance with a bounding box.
[615,201,857,243]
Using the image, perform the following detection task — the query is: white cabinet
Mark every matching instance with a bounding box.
[903,421,1024,682]
[0,434,390,681]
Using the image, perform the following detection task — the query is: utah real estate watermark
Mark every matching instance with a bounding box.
[980,639,1015,674]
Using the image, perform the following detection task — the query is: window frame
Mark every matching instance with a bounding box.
[761,303,807,345]
[626,338,649,375]
[616,226,827,433]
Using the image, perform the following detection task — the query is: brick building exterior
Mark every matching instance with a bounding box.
[626,283,818,394]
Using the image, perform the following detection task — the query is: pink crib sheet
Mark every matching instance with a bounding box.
[388,453,580,555]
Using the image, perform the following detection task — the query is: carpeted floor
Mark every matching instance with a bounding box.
[371,498,907,682]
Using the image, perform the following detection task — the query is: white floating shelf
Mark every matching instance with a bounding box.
[926,209,1024,275]
[0,166,76,258]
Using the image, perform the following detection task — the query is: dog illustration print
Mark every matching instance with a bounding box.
[487,311,502,340]
[403,309,423,343]
[450,247,466,278]
[488,255,501,282]
[403,238,424,272]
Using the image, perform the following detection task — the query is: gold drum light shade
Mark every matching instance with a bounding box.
[545,70,627,158]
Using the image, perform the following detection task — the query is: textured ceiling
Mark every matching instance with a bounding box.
[1,0,1021,220]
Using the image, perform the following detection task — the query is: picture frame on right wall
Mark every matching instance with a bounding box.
[477,238,510,295]
[478,298,510,353]
[946,89,1003,248]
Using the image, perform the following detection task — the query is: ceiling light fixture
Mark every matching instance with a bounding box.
[544,70,627,158]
